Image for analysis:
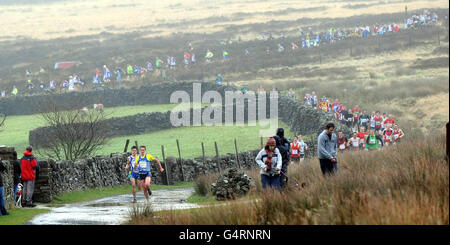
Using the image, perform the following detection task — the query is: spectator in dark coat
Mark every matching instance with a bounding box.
[13,151,21,203]
[0,160,9,216]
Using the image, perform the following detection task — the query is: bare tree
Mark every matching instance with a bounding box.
[35,97,111,160]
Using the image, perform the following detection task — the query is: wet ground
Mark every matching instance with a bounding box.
[26,187,200,225]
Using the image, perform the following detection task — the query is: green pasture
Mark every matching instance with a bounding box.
[98,119,293,159]
[0,103,200,151]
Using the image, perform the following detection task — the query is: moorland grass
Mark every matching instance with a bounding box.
[127,134,448,225]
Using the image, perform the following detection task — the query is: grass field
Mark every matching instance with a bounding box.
[0,103,200,151]
[98,119,293,158]
[0,208,51,225]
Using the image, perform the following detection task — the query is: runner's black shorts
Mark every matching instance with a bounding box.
[139,172,151,180]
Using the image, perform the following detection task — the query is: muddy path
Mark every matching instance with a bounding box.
[26,187,199,225]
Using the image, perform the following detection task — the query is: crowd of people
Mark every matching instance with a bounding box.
[295,90,405,151]
[0,10,444,98]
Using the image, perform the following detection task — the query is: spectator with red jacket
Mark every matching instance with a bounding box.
[20,146,38,208]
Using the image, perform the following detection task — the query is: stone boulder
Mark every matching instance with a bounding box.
[211,168,254,201]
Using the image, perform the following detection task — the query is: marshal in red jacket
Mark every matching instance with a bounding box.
[20,150,37,181]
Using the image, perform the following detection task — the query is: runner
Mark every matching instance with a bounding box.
[311,91,318,108]
[337,131,347,152]
[137,145,164,202]
[359,110,370,130]
[127,64,133,76]
[339,106,349,125]
[348,132,360,150]
[373,111,383,132]
[383,125,394,146]
[351,105,361,132]
[383,114,395,130]
[331,99,341,120]
[365,129,379,151]
[392,124,405,144]
[357,126,368,150]
[319,97,328,112]
[297,135,308,163]
[125,146,140,203]
[290,137,300,165]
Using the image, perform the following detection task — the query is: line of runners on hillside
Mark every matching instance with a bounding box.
[0,10,445,97]
[287,88,405,152]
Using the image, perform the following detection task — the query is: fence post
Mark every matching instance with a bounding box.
[201,142,206,166]
[123,139,130,153]
[260,136,263,148]
[234,138,241,169]
[176,139,185,181]
[134,141,138,149]
[161,145,170,185]
[214,141,221,172]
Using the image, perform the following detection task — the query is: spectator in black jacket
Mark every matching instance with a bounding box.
[273,128,290,188]
[13,151,21,203]
[0,160,10,216]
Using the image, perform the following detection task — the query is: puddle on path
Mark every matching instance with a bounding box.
[27,187,200,225]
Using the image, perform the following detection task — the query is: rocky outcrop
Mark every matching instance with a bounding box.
[211,168,254,201]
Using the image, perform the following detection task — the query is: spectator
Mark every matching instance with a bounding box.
[255,137,282,190]
[274,128,290,188]
[317,123,338,176]
[20,146,38,208]
[13,151,21,204]
[0,160,9,216]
